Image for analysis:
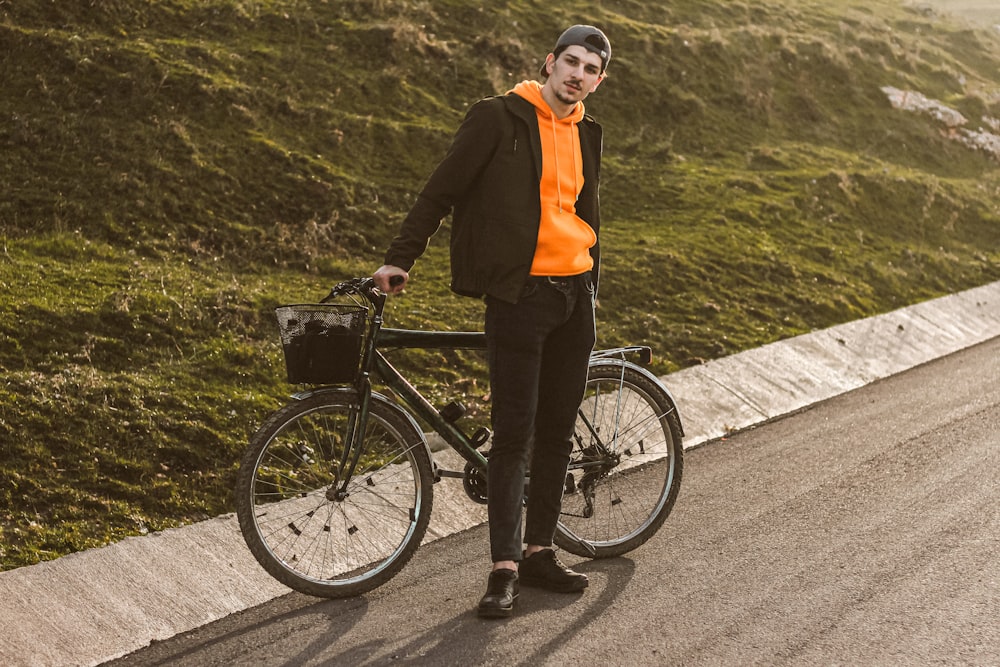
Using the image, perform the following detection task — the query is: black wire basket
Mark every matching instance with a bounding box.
[275,304,368,384]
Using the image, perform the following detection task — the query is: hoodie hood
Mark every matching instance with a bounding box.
[509,79,586,123]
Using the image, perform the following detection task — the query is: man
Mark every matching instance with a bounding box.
[373,25,611,618]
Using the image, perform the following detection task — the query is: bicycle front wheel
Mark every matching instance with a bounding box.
[235,391,434,598]
[555,362,683,558]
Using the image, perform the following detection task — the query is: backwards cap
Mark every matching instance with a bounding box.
[542,25,611,76]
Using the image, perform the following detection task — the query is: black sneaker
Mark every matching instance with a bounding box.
[518,548,589,593]
[477,568,519,618]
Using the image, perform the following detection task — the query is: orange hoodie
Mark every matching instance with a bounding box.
[510,80,597,277]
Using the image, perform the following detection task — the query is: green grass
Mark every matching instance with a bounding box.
[2,0,1000,570]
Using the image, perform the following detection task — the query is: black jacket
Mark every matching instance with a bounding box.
[383,92,603,303]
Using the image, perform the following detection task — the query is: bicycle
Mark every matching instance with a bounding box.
[235,277,684,598]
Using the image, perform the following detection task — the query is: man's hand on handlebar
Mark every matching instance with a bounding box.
[373,265,409,295]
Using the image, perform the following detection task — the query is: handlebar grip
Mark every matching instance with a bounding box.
[389,275,405,288]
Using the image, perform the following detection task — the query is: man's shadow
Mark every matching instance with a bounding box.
[297,556,637,666]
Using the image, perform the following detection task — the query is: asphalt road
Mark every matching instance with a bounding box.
[107,336,1000,666]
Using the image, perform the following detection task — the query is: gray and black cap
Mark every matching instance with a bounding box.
[541,25,612,76]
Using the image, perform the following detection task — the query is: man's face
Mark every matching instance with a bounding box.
[542,44,605,107]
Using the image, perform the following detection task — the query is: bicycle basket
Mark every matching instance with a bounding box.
[275,304,368,384]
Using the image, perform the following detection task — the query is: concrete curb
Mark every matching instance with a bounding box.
[671,281,1000,445]
[2,280,999,667]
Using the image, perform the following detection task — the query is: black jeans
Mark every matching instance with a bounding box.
[484,272,596,563]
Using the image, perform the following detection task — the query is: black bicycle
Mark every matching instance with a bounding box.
[235,277,684,598]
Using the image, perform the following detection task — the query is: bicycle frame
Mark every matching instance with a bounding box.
[374,327,490,469]
[301,278,683,495]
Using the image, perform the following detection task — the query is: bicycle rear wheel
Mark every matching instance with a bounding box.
[235,390,434,598]
[555,362,683,558]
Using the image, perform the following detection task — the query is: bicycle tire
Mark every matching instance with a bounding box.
[554,361,683,558]
[235,390,434,598]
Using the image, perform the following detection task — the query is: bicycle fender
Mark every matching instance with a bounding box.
[288,386,435,461]
[589,359,686,437]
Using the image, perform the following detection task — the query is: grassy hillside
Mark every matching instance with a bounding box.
[2,0,999,570]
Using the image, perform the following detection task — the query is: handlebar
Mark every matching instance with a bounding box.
[320,275,406,319]
[321,277,376,302]
[321,275,404,301]
[320,277,383,311]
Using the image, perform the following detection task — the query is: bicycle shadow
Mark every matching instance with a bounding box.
[107,556,635,666]
[104,591,372,666]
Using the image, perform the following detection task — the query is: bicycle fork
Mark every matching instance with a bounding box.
[326,376,375,502]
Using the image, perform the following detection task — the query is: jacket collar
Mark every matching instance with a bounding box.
[500,92,601,182]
